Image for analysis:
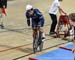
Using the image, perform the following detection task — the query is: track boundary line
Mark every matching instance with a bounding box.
[0,37,56,53]
[0,43,32,52]
[13,41,69,60]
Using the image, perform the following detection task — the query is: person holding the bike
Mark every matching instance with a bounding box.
[25,4,45,41]
[49,0,66,35]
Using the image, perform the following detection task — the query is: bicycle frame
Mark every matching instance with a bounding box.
[33,26,43,53]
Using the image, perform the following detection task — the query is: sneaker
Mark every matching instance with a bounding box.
[49,32,56,35]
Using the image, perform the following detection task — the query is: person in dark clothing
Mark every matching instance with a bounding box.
[0,0,3,8]
[0,0,7,8]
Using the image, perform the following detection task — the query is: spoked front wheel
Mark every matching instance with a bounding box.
[33,33,39,53]
[38,32,44,52]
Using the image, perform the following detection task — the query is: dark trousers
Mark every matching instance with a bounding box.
[0,0,7,8]
[49,14,57,33]
[74,27,75,40]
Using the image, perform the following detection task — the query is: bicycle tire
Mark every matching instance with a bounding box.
[38,32,43,52]
[33,32,38,53]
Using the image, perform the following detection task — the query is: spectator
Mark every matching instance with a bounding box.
[49,0,66,35]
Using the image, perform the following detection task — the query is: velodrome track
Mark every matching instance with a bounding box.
[0,0,75,60]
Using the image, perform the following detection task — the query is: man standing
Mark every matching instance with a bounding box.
[49,0,66,35]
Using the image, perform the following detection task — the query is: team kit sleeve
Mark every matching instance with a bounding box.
[26,12,30,26]
[36,9,44,20]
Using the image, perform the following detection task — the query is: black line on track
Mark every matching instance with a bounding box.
[13,39,69,60]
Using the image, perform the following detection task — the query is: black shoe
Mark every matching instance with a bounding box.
[49,32,56,35]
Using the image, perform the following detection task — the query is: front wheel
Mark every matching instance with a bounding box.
[39,32,44,52]
[33,39,38,53]
[33,32,38,53]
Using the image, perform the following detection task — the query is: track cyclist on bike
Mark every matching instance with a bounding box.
[25,4,45,41]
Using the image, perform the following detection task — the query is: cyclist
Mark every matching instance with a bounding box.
[25,4,45,41]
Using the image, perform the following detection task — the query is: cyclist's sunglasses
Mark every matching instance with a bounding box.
[27,8,33,12]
